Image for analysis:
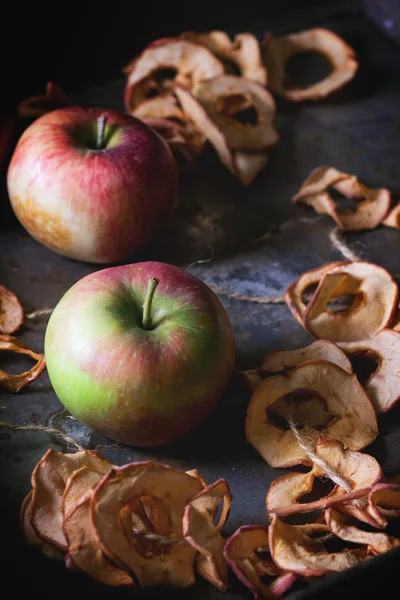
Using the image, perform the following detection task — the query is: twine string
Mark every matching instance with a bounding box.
[329,227,362,262]
[0,421,84,452]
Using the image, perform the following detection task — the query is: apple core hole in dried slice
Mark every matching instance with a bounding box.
[0,350,38,375]
[286,51,333,88]
[297,477,336,505]
[347,351,380,386]
[267,391,335,431]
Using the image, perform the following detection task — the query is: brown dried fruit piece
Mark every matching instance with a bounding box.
[245,360,378,468]
[21,491,64,560]
[285,261,346,327]
[339,329,400,413]
[383,203,400,229]
[0,334,46,392]
[30,448,113,551]
[292,167,391,231]
[269,514,367,576]
[266,439,382,516]
[367,480,400,527]
[0,285,24,334]
[182,30,267,85]
[263,28,358,101]
[63,467,134,586]
[304,261,398,342]
[325,508,400,555]
[91,461,203,588]
[223,525,297,600]
[124,38,224,111]
[142,117,206,162]
[18,81,70,117]
[262,339,352,374]
[183,479,232,590]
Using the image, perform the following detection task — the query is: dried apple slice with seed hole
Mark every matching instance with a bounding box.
[367,481,400,526]
[339,329,400,413]
[123,38,225,111]
[21,490,64,560]
[263,28,358,101]
[304,262,399,342]
[30,448,113,551]
[245,360,378,468]
[182,30,267,85]
[223,525,297,600]
[91,461,203,588]
[292,167,391,231]
[63,467,134,586]
[266,439,382,516]
[325,508,400,555]
[0,334,46,392]
[269,514,368,576]
[0,285,24,334]
[183,479,232,590]
[17,81,70,117]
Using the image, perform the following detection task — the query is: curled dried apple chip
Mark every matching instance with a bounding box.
[123,38,224,111]
[17,81,70,117]
[183,479,232,590]
[142,117,206,161]
[285,261,346,327]
[63,468,134,587]
[193,75,278,152]
[0,285,24,334]
[182,30,267,85]
[292,167,391,231]
[245,360,378,468]
[269,514,367,576]
[383,203,400,229]
[262,339,352,374]
[223,525,297,600]
[263,28,358,101]
[325,508,400,555]
[91,461,203,588]
[339,329,400,413]
[304,262,398,342]
[30,448,113,551]
[367,481,400,526]
[21,490,64,560]
[266,439,382,516]
[0,334,46,392]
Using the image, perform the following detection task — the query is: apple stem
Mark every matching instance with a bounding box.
[142,277,160,330]
[96,115,107,149]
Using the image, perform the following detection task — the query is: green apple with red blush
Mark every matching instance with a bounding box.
[44,261,236,446]
[6,107,178,263]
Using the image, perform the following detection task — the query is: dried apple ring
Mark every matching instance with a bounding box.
[182,30,267,85]
[304,261,398,342]
[193,74,278,152]
[123,38,224,111]
[0,285,24,334]
[0,334,46,392]
[383,203,400,229]
[245,360,378,468]
[262,339,352,374]
[263,28,358,101]
[223,525,297,599]
[91,461,203,588]
[292,166,391,231]
[18,81,70,117]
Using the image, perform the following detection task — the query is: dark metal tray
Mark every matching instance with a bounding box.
[1,6,400,599]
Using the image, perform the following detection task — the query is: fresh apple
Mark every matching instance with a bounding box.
[6,107,178,263]
[44,261,236,446]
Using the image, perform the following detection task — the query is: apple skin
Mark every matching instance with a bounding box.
[44,261,236,446]
[6,107,178,263]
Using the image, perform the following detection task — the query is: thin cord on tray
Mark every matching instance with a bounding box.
[0,421,84,452]
[329,227,362,262]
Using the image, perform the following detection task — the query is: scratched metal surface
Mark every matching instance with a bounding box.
[1,7,400,599]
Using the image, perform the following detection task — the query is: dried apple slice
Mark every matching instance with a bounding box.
[30,448,113,551]
[0,285,24,334]
[0,334,46,392]
[183,479,231,591]
[367,481,400,526]
[269,514,367,576]
[91,461,203,588]
[233,151,269,187]
[325,508,400,555]
[142,116,206,161]
[182,30,267,85]
[223,525,297,599]
[383,203,400,229]
[240,369,265,393]
[263,28,358,101]
[285,261,346,327]
[266,439,382,515]
[124,38,225,111]
[339,329,400,413]
[262,339,352,374]
[292,167,391,231]
[63,468,134,587]
[21,490,64,560]
[17,81,70,117]
[304,262,398,342]
[193,75,278,151]
[245,360,378,468]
